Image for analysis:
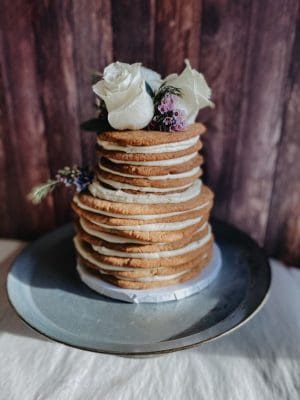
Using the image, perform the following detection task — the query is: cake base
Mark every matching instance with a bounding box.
[76,243,222,304]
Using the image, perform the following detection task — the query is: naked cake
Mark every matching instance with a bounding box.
[29,60,215,294]
[72,61,214,290]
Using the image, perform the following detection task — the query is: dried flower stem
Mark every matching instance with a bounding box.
[27,180,58,204]
[28,166,94,205]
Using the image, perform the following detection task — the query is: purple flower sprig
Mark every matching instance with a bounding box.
[55,166,94,192]
[28,166,94,204]
[149,84,187,132]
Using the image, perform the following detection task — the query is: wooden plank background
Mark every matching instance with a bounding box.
[0,0,299,265]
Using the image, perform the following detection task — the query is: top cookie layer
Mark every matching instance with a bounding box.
[98,123,205,146]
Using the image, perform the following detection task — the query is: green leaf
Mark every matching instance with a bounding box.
[91,71,102,85]
[145,81,154,97]
[80,118,111,133]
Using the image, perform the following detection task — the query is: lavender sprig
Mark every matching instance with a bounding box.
[28,166,94,204]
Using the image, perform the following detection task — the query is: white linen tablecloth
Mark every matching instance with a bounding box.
[0,240,299,400]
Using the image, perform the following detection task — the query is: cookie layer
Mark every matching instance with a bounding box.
[98,122,205,147]
[74,184,213,216]
[72,201,212,227]
[98,153,203,176]
[76,238,213,278]
[95,168,202,189]
[77,225,211,258]
[76,221,210,252]
[94,261,210,289]
[97,139,202,162]
[78,251,211,283]
[98,135,199,153]
[79,237,213,268]
[74,218,206,243]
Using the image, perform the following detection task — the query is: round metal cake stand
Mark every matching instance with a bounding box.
[7,219,271,356]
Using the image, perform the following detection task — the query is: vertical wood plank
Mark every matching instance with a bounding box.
[154,0,202,75]
[0,0,56,239]
[265,13,300,265]
[201,0,299,246]
[0,33,13,237]
[72,0,113,165]
[111,0,156,67]
[32,0,83,225]
[199,0,252,218]
[228,0,299,245]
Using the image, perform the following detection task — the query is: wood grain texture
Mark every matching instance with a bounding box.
[0,33,13,237]
[32,0,83,226]
[199,0,252,218]
[228,0,299,245]
[72,0,113,164]
[154,0,202,74]
[0,0,299,264]
[265,12,300,265]
[201,0,299,246]
[0,0,56,239]
[111,0,156,67]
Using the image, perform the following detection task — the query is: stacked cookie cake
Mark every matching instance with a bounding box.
[72,121,214,289]
[28,60,215,293]
[71,61,215,291]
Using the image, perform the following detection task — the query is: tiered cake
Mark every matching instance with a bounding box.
[72,122,214,289]
[28,60,215,295]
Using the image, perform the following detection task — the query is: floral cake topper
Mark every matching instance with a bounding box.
[88,59,213,132]
[29,60,213,203]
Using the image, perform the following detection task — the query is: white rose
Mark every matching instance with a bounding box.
[92,61,154,130]
[141,66,162,92]
[164,59,214,124]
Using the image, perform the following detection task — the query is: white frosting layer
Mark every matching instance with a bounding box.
[91,228,211,259]
[89,215,202,232]
[97,136,199,153]
[75,237,145,271]
[105,152,198,166]
[75,237,207,275]
[96,175,192,192]
[114,270,187,282]
[74,195,208,220]
[88,179,202,204]
[79,218,207,245]
[79,218,150,244]
[98,163,201,180]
